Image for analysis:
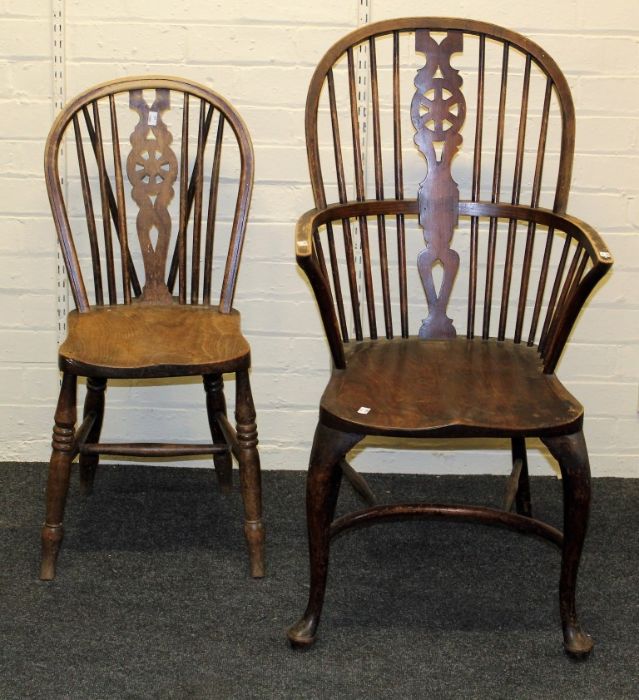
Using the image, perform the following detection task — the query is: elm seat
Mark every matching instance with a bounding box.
[59,305,250,378]
[320,338,583,438]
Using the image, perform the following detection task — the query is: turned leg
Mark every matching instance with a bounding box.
[235,369,264,577]
[40,372,77,580]
[287,423,362,649]
[79,377,106,496]
[512,437,532,517]
[542,430,594,658]
[203,374,233,494]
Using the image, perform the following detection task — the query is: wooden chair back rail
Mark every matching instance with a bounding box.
[296,200,611,372]
[307,21,575,213]
[45,77,254,313]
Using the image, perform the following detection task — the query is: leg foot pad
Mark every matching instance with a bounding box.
[564,625,594,659]
[40,524,63,581]
[287,616,318,649]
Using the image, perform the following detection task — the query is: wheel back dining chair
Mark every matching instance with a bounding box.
[287,19,613,656]
[41,77,264,580]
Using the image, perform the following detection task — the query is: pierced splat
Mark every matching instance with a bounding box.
[411,30,466,339]
[126,89,178,302]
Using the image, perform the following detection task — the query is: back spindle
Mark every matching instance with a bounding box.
[393,31,408,339]
[369,38,393,339]
[72,114,104,305]
[203,113,224,305]
[109,94,131,304]
[347,47,377,339]
[177,93,189,303]
[482,42,509,340]
[467,35,485,339]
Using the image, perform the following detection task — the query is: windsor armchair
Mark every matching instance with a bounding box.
[287,19,613,656]
[41,77,263,580]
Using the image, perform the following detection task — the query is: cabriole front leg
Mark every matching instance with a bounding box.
[287,424,362,649]
[235,369,264,578]
[542,430,594,658]
[79,377,106,495]
[40,372,77,580]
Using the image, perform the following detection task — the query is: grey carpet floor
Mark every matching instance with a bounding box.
[1,463,638,699]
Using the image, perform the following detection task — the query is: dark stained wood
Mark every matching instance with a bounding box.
[72,115,103,305]
[204,375,233,493]
[347,48,377,339]
[108,94,131,304]
[215,410,241,461]
[91,100,117,305]
[498,55,531,340]
[319,338,583,438]
[330,503,562,546]
[203,115,224,305]
[42,76,261,580]
[235,369,265,578]
[80,442,229,456]
[339,459,376,506]
[80,106,143,298]
[539,235,571,354]
[292,18,612,656]
[327,69,362,340]
[178,92,189,304]
[514,78,553,344]
[542,430,594,657]
[78,376,105,495]
[482,42,509,340]
[467,34,485,339]
[287,424,363,648]
[511,436,532,516]
[40,372,77,580]
[412,30,464,340]
[393,31,409,338]
[191,101,207,304]
[369,37,393,339]
[167,104,215,296]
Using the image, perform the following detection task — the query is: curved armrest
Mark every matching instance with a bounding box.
[296,208,346,368]
[297,200,613,373]
[458,201,613,266]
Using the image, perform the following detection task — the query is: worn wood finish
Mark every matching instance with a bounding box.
[58,305,250,378]
[330,503,562,546]
[542,430,594,657]
[511,436,532,517]
[42,77,261,580]
[78,377,106,495]
[204,375,234,493]
[412,30,464,339]
[79,442,229,457]
[40,372,77,580]
[287,424,363,648]
[235,369,265,578]
[339,459,376,506]
[296,199,612,374]
[126,88,177,303]
[292,18,613,656]
[319,338,583,438]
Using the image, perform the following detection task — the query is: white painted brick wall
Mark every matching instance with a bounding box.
[0,0,637,476]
